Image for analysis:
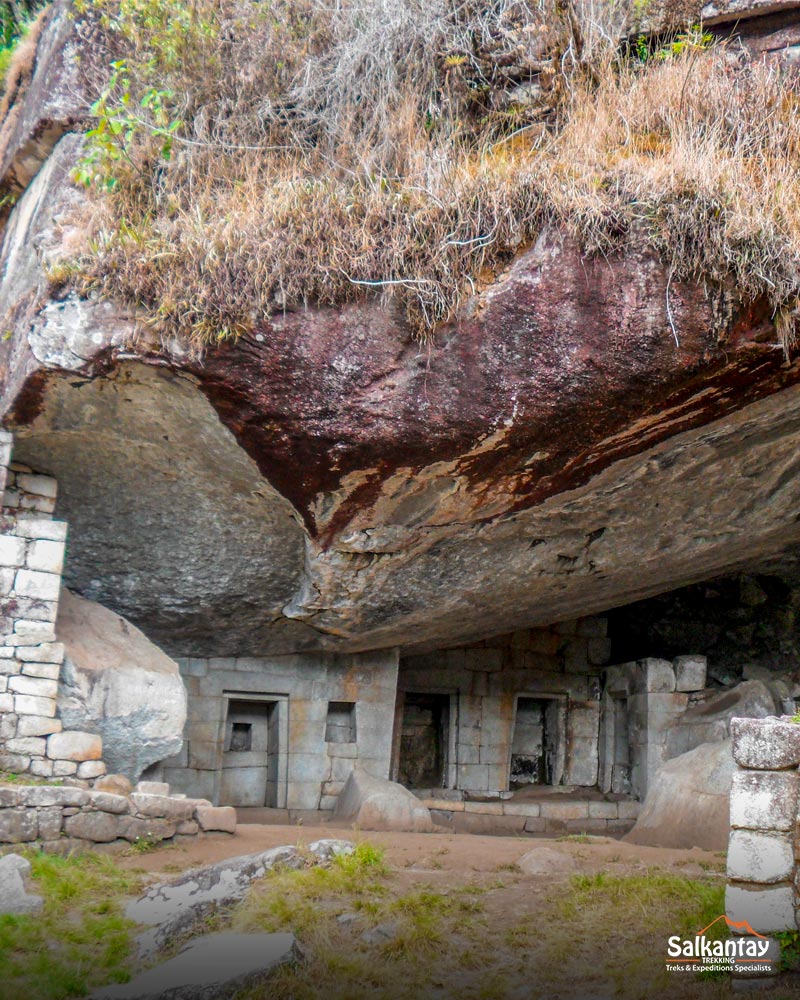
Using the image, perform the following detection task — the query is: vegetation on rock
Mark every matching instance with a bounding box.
[38,0,800,349]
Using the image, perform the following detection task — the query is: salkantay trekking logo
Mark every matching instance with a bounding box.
[666,916,778,976]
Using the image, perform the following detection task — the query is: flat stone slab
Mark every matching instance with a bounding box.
[128,840,353,959]
[91,932,299,1000]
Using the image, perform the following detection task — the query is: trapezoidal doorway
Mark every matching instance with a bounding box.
[397,691,450,789]
[219,696,286,807]
[509,695,565,787]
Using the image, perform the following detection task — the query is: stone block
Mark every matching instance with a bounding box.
[131,793,194,822]
[0,713,16,740]
[12,571,60,602]
[16,474,57,499]
[136,781,170,796]
[9,597,58,623]
[28,758,53,778]
[77,761,107,779]
[117,816,177,842]
[12,620,55,644]
[673,655,707,693]
[464,648,503,672]
[524,816,546,833]
[63,811,120,842]
[456,764,490,791]
[728,831,794,884]
[0,536,25,567]
[15,642,63,663]
[725,884,795,934]
[0,809,37,843]
[12,519,67,541]
[502,802,540,817]
[588,801,619,819]
[540,801,589,820]
[14,694,56,717]
[89,792,130,815]
[188,741,221,771]
[8,675,58,698]
[0,659,19,675]
[730,771,799,832]
[732,718,800,770]
[21,661,60,679]
[195,806,237,833]
[0,692,14,712]
[0,787,19,806]
[25,539,64,575]
[18,786,89,807]
[46,731,103,762]
[37,807,62,840]
[16,713,61,737]
[5,736,46,756]
[465,800,504,815]
[635,658,676,693]
[0,752,28,772]
[52,760,78,776]
[176,819,199,836]
[617,800,641,820]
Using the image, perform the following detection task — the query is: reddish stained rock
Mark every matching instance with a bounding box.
[192,231,796,544]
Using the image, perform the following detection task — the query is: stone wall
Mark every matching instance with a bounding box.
[726,716,800,987]
[158,650,399,810]
[0,780,236,853]
[397,618,610,795]
[0,431,108,780]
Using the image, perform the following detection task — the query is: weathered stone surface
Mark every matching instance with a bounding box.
[334,768,434,832]
[730,771,800,831]
[725,884,796,934]
[94,774,133,797]
[90,932,299,1000]
[625,740,735,850]
[731,716,800,770]
[730,770,800,832]
[0,853,42,914]
[194,805,237,833]
[130,793,194,822]
[673,655,707,693]
[89,791,130,815]
[46,729,102,762]
[518,847,576,876]
[55,589,187,782]
[64,811,120,842]
[0,807,37,843]
[117,817,176,843]
[727,830,794,884]
[128,845,308,958]
[136,781,170,796]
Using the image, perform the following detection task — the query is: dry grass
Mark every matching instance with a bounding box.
[221,846,742,1000]
[51,0,800,349]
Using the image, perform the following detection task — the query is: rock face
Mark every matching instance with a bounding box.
[2,2,800,660]
[55,589,187,783]
[625,740,736,851]
[333,768,434,832]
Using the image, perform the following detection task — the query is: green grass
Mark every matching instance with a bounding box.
[0,851,144,1000]
[0,772,63,786]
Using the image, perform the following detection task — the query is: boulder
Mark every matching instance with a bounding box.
[55,588,187,783]
[90,932,299,1000]
[0,853,42,914]
[518,847,576,876]
[625,739,735,851]
[333,768,434,832]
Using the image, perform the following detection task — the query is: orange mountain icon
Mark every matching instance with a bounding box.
[696,915,767,939]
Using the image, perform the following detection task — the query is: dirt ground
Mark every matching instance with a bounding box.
[110,824,775,1000]
[117,822,722,878]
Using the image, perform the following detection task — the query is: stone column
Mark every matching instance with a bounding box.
[726,716,800,990]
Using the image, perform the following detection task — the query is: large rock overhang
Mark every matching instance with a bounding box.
[2,137,800,657]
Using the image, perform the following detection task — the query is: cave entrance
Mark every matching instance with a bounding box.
[397,692,451,789]
[509,696,564,787]
[219,696,285,807]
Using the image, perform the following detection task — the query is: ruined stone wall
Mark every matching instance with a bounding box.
[725,716,800,987]
[0,781,236,852]
[0,431,108,781]
[161,650,399,811]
